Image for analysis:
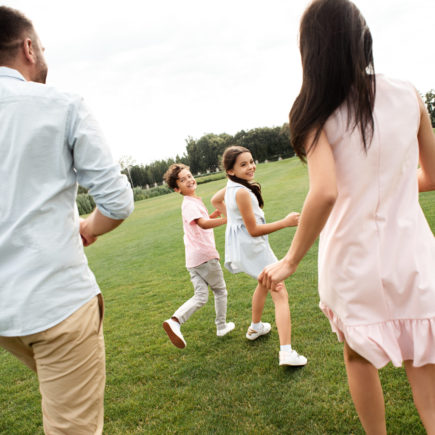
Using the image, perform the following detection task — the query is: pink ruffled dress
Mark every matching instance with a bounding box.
[319,74,435,369]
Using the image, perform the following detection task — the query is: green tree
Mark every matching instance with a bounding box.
[233,126,294,161]
[195,133,232,172]
[424,90,435,128]
[129,165,146,187]
[185,136,201,174]
[119,155,136,187]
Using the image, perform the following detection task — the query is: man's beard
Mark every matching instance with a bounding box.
[33,54,48,84]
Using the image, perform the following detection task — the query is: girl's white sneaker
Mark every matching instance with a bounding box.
[245,322,271,340]
[279,350,307,366]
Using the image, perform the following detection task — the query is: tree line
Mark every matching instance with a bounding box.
[120,124,293,188]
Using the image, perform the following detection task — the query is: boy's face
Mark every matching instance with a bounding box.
[174,168,197,196]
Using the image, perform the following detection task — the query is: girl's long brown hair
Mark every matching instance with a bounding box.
[222,146,264,208]
[290,0,376,161]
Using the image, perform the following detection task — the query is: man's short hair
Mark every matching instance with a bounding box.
[0,6,34,65]
[163,163,189,190]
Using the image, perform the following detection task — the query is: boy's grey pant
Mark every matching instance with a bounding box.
[173,258,228,329]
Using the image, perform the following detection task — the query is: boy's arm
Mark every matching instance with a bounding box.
[211,187,227,216]
[196,216,227,230]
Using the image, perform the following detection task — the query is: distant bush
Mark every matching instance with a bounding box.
[133,186,147,202]
[76,193,95,215]
[133,185,172,202]
[195,172,226,184]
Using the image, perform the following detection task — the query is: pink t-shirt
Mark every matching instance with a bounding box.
[181,196,219,268]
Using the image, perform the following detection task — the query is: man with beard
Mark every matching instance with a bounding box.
[0,6,134,434]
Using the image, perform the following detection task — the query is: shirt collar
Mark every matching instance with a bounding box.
[0,67,26,81]
[183,194,202,202]
[227,179,244,188]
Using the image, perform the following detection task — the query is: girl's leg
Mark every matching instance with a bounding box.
[343,341,386,435]
[269,282,291,345]
[251,282,268,323]
[404,361,435,434]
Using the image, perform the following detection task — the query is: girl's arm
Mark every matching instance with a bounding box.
[416,91,435,192]
[259,129,337,288]
[236,189,299,237]
[211,187,227,216]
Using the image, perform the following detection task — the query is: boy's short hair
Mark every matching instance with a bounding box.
[163,163,189,190]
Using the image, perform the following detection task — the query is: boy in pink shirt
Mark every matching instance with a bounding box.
[162,164,235,348]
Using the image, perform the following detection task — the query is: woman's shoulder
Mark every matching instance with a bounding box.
[375,74,419,116]
[376,73,416,95]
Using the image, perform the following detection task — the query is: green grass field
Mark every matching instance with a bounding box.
[1,158,434,434]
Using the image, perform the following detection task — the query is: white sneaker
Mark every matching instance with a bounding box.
[279,349,307,366]
[245,322,271,340]
[217,322,235,337]
[163,318,186,349]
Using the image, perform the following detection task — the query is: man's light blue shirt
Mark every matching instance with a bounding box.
[0,67,134,336]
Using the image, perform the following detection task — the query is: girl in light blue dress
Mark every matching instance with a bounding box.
[212,146,307,366]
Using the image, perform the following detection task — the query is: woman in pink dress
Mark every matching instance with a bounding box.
[259,0,435,433]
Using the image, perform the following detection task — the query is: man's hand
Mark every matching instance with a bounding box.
[79,208,124,247]
[79,218,98,247]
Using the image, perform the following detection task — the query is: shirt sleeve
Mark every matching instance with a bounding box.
[182,200,205,225]
[67,97,134,220]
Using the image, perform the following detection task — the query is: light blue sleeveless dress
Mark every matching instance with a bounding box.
[224,179,278,279]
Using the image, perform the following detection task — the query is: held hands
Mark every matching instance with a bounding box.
[258,257,298,290]
[210,209,227,224]
[209,209,222,219]
[283,212,300,227]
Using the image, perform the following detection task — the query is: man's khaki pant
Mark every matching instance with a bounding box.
[0,295,105,435]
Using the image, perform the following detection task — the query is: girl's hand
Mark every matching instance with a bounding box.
[258,257,297,290]
[209,209,221,219]
[282,212,300,227]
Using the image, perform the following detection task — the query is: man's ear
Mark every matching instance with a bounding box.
[227,170,234,176]
[174,187,180,193]
[22,38,36,64]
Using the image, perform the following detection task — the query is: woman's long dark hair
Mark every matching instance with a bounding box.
[222,146,264,208]
[290,0,376,161]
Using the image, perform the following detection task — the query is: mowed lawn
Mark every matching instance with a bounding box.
[1,157,434,434]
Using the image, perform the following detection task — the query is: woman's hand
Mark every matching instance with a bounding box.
[258,257,297,290]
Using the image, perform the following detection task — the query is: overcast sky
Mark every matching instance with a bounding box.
[5,0,435,165]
